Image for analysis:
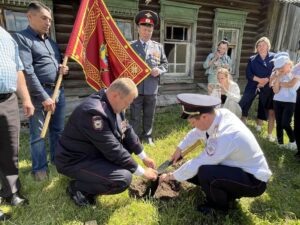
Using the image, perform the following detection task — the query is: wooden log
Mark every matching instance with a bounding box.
[53,14,74,25]
[64,87,94,97]
[55,24,73,33]
[64,71,85,80]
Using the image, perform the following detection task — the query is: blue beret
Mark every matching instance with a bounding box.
[272,52,290,69]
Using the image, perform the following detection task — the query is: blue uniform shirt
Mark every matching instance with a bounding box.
[131,39,168,95]
[13,26,62,102]
[0,26,24,93]
[245,52,275,91]
[55,89,143,174]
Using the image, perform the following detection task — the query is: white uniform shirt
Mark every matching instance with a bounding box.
[173,108,272,182]
[273,73,300,103]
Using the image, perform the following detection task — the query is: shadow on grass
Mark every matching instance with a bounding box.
[152,186,256,225]
[5,163,130,225]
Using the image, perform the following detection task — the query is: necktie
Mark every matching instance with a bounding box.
[206,132,209,139]
[143,42,146,50]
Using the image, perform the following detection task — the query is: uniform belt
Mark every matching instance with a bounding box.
[0,93,13,100]
[41,83,64,89]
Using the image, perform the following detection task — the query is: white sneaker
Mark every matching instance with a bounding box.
[256,125,262,132]
[287,142,297,151]
[267,134,276,142]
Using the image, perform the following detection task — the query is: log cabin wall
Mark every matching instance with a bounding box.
[53,0,266,101]
[0,0,270,118]
[53,0,267,109]
[1,0,296,120]
[53,0,95,114]
[270,3,300,62]
[137,0,265,95]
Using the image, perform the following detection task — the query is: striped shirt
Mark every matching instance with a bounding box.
[0,26,24,94]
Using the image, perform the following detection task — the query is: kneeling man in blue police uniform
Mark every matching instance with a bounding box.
[55,78,158,206]
[160,94,272,214]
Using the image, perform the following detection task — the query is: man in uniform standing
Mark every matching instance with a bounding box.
[130,10,168,146]
[55,78,158,207]
[13,1,69,181]
[0,26,34,221]
[160,94,272,214]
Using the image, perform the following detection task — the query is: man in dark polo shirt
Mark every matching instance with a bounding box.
[13,1,69,181]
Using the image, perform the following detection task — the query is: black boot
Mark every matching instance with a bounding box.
[66,181,96,207]
[196,203,217,215]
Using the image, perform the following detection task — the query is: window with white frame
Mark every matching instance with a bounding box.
[115,18,133,41]
[160,0,199,83]
[213,8,248,79]
[3,9,28,32]
[217,28,239,75]
[164,24,190,75]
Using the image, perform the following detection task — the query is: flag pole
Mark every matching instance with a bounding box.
[40,56,69,138]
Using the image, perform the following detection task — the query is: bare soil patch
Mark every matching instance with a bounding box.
[129,178,182,200]
[129,162,188,200]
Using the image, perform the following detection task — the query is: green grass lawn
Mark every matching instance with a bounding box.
[1,105,300,225]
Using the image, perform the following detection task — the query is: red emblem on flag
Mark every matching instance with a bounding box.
[65,0,150,90]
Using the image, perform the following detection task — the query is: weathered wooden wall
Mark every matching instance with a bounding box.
[53,0,95,115]
[52,0,269,111]
[154,0,268,93]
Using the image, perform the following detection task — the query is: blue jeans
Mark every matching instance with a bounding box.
[29,88,65,173]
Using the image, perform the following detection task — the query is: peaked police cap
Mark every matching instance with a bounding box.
[177,94,221,119]
[135,10,159,26]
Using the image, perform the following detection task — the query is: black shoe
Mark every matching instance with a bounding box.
[0,209,11,221]
[4,192,28,206]
[66,182,96,207]
[196,204,216,215]
[228,199,239,209]
[196,203,229,215]
[86,194,96,205]
[144,137,155,146]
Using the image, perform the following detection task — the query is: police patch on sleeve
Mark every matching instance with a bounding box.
[92,116,103,130]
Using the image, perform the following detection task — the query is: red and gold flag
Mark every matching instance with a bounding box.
[65,0,150,90]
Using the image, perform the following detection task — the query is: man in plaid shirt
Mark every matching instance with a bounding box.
[0,26,34,221]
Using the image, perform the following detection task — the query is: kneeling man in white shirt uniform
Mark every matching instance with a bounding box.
[160,93,272,214]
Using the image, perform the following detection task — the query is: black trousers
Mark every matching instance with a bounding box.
[239,86,270,120]
[188,165,266,209]
[273,100,295,144]
[61,158,132,196]
[0,93,20,198]
[130,94,157,138]
[295,88,300,153]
